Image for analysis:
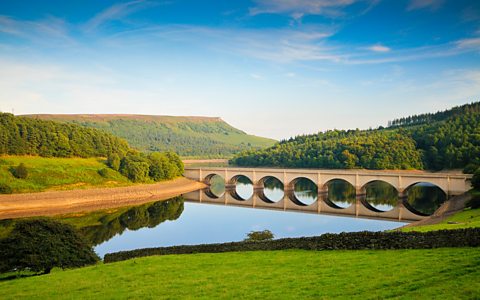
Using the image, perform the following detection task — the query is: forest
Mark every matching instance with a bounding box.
[22,114,276,158]
[0,113,184,184]
[231,102,480,172]
[0,113,130,158]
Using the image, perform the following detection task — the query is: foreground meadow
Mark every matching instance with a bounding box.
[1,248,478,299]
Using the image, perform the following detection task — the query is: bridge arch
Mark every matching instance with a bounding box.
[360,180,399,212]
[204,173,223,184]
[203,173,226,199]
[287,177,318,206]
[403,180,448,197]
[256,176,284,203]
[322,178,356,209]
[402,182,447,216]
[227,175,253,201]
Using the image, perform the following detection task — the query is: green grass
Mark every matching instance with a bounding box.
[401,208,480,232]
[0,248,478,299]
[0,155,133,193]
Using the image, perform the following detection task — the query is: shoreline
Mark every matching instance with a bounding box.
[0,177,206,220]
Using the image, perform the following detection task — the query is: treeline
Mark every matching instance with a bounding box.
[60,118,274,158]
[78,197,184,246]
[107,151,183,182]
[411,111,480,170]
[388,102,480,127]
[231,101,480,171]
[0,113,129,157]
[231,130,424,170]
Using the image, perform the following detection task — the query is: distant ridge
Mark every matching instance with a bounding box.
[23,114,276,158]
[23,114,225,124]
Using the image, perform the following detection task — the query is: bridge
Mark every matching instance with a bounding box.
[183,167,472,222]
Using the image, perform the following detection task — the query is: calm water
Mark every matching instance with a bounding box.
[0,172,447,258]
[92,198,403,257]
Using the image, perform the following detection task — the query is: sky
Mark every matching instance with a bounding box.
[0,0,479,140]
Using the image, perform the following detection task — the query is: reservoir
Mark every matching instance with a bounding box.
[0,170,450,258]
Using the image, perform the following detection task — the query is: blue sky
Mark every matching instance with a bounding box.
[0,0,479,139]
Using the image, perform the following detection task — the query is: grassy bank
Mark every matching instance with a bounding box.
[401,208,480,232]
[0,156,133,193]
[0,248,479,299]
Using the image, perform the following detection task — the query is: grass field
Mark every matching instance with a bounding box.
[0,248,478,299]
[0,156,132,193]
[401,208,480,232]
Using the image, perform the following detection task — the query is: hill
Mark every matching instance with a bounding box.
[22,114,276,158]
[0,113,130,158]
[231,102,480,171]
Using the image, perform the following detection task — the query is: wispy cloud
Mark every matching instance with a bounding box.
[367,44,391,52]
[407,0,444,11]
[249,0,362,20]
[456,37,480,49]
[83,0,155,32]
[0,15,73,45]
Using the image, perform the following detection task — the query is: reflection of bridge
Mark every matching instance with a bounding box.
[183,167,473,222]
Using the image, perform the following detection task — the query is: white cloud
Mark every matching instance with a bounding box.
[407,0,444,11]
[456,37,480,50]
[0,15,73,45]
[250,73,264,80]
[83,0,154,32]
[367,44,391,52]
[249,0,359,19]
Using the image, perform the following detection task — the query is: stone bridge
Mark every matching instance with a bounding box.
[183,167,472,222]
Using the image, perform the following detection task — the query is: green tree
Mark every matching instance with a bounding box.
[11,163,28,179]
[471,168,480,190]
[120,154,150,182]
[107,153,121,171]
[244,230,275,242]
[0,219,99,274]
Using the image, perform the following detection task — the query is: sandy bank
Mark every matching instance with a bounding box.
[0,177,206,219]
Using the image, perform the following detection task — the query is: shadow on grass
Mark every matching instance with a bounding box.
[0,272,41,282]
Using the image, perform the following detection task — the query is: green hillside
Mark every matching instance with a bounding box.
[0,113,130,158]
[231,102,480,171]
[22,114,276,158]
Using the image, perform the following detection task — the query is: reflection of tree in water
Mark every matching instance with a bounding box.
[327,180,355,205]
[264,177,283,190]
[236,176,252,185]
[406,184,446,215]
[294,178,317,199]
[365,181,398,207]
[78,197,184,246]
[209,175,225,196]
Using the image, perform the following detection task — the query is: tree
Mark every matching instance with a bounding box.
[119,153,150,182]
[107,153,121,171]
[0,219,99,274]
[471,168,480,190]
[10,163,28,179]
[244,230,274,242]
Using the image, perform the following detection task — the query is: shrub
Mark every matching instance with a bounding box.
[0,219,99,274]
[463,164,479,174]
[466,194,480,209]
[244,230,275,242]
[120,153,150,182]
[107,153,121,171]
[0,183,13,194]
[10,163,28,179]
[471,169,480,190]
[97,168,110,178]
